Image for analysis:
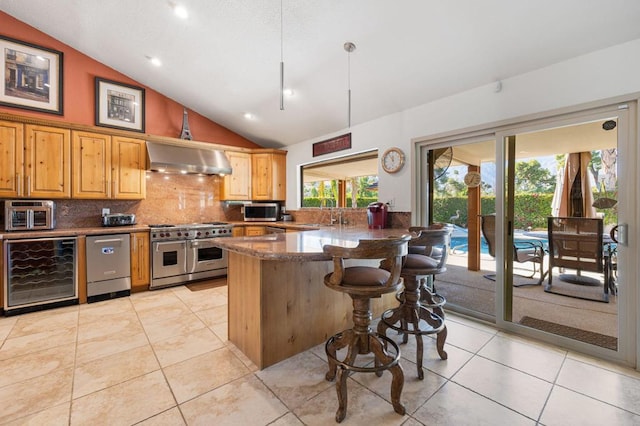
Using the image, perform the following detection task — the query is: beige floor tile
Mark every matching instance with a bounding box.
[478,334,566,382]
[211,321,228,341]
[78,297,135,325]
[0,343,76,388]
[75,325,149,365]
[256,350,334,410]
[567,350,640,379]
[174,289,228,312]
[8,309,78,338]
[452,355,552,419]
[76,311,143,342]
[3,402,71,426]
[556,358,640,415]
[0,316,18,341]
[136,407,186,425]
[0,367,73,423]
[73,344,160,398]
[136,300,194,326]
[163,347,250,403]
[294,378,407,425]
[0,325,77,361]
[195,304,228,328]
[541,385,640,425]
[130,289,184,312]
[413,381,535,425]
[270,412,305,425]
[180,375,288,425]
[142,312,206,343]
[439,320,497,353]
[70,370,175,425]
[352,362,447,415]
[152,327,226,367]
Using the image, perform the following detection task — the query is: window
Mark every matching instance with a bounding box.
[300,150,378,208]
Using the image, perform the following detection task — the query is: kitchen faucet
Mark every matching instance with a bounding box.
[320,198,336,225]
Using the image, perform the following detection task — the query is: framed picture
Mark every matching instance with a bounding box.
[95,77,145,132]
[0,35,63,115]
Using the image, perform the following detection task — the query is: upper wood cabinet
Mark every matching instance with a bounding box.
[0,120,24,198]
[251,151,286,201]
[2,121,73,198]
[111,136,146,199]
[221,151,251,200]
[72,130,111,198]
[72,131,146,199]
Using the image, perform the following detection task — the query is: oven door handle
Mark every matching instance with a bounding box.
[154,241,186,251]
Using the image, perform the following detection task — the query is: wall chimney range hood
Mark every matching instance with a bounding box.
[146,141,232,175]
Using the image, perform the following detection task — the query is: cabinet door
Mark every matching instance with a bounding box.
[25,124,71,198]
[232,226,245,237]
[270,152,287,201]
[251,153,272,200]
[72,131,111,198]
[244,226,266,236]
[0,120,24,198]
[112,136,146,199]
[130,232,150,291]
[221,151,251,200]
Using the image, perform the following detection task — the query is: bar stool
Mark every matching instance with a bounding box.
[377,227,451,379]
[323,235,411,423]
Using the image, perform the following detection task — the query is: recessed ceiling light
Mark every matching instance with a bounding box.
[243,113,254,120]
[173,4,188,19]
[149,57,162,66]
[283,88,294,97]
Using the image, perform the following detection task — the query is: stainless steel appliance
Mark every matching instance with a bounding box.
[243,203,281,222]
[2,200,55,231]
[86,234,131,303]
[102,213,137,227]
[150,222,232,289]
[3,236,78,315]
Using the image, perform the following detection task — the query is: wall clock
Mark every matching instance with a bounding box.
[381,147,405,174]
[463,171,482,188]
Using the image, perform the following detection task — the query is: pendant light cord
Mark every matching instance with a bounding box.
[279,0,284,110]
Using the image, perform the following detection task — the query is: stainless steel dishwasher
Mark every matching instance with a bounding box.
[86,234,131,303]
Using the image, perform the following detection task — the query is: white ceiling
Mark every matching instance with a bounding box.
[2,0,640,148]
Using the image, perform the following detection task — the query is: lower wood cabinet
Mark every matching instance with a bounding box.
[130,232,150,292]
[244,226,266,236]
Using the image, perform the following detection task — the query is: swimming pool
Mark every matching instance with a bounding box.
[449,228,548,255]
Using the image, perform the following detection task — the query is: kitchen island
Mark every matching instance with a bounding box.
[213,226,410,369]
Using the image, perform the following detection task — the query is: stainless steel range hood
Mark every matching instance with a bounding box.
[146,141,232,175]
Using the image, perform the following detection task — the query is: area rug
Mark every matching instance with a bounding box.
[519,316,617,350]
[544,278,609,303]
[186,278,226,291]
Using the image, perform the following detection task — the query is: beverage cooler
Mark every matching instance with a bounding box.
[3,237,78,315]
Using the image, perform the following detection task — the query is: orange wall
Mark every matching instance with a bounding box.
[0,12,260,149]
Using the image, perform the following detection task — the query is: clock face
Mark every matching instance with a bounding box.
[382,148,405,173]
[463,171,482,188]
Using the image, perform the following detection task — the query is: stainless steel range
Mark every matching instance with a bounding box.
[150,222,232,289]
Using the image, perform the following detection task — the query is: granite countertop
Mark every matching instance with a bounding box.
[212,226,411,261]
[0,225,151,240]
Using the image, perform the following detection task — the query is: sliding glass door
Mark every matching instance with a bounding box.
[498,104,635,363]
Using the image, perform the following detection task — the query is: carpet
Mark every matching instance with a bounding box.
[186,278,226,291]
[519,316,617,350]
[544,278,609,303]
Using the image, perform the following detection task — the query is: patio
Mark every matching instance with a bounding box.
[435,252,618,350]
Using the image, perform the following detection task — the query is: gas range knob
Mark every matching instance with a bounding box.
[197,231,202,236]
[205,231,210,236]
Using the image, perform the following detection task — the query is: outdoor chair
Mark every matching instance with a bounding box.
[547,216,613,302]
[480,214,547,285]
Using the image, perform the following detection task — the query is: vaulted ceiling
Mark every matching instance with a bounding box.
[2,0,640,148]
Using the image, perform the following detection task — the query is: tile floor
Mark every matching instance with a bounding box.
[1,280,639,425]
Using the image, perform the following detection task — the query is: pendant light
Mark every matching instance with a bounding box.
[279,0,285,110]
[344,41,356,127]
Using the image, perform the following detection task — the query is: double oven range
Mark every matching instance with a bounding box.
[150,222,233,289]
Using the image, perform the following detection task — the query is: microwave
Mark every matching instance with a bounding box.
[2,200,56,231]
[243,203,281,222]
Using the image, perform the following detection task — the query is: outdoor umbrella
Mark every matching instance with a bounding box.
[551,152,596,218]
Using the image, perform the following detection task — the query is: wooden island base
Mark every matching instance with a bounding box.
[227,251,397,369]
